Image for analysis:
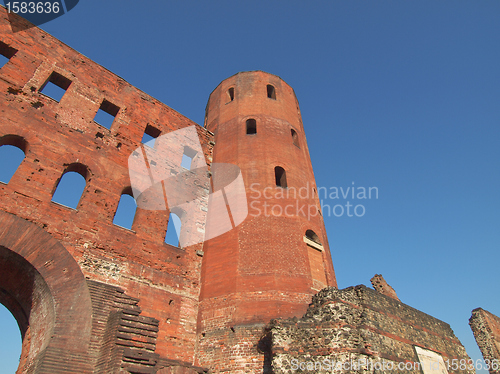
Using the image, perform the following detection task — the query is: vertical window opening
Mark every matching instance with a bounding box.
[267,84,276,100]
[181,154,192,170]
[181,147,196,170]
[275,166,287,188]
[51,163,88,209]
[94,99,120,130]
[291,129,299,147]
[165,212,182,247]
[39,72,71,102]
[246,119,257,135]
[227,87,235,103]
[0,41,17,69]
[0,135,27,184]
[113,187,137,230]
[141,124,161,147]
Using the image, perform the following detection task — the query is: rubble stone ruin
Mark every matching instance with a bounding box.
[0,7,498,374]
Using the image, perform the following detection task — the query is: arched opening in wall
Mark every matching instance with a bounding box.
[227,87,235,103]
[0,135,27,184]
[165,212,182,247]
[275,166,287,188]
[113,187,137,230]
[267,84,276,100]
[246,119,257,135]
[0,304,22,373]
[291,129,299,147]
[51,163,88,209]
[304,230,322,248]
[0,246,56,374]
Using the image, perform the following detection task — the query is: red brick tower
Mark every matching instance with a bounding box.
[197,71,337,372]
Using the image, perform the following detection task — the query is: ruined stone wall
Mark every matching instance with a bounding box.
[470,308,500,374]
[271,286,474,373]
[0,8,212,369]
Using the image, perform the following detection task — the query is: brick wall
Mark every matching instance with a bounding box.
[0,8,211,371]
[197,71,337,372]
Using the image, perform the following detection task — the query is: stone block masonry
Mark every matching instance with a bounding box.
[271,286,474,373]
[470,308,500,374]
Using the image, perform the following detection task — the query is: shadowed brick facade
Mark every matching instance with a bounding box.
[0,7,488,374]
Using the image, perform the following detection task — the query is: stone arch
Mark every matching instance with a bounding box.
[0,211,93,373]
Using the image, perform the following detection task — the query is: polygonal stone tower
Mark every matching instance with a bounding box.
[197,71,337,372]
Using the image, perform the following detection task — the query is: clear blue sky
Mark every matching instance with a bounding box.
[1,1,499,373]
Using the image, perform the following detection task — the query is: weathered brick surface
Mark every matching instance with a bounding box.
[370,274,399,301]
[271,286,474,373]
[197,71,337,372]
[0,8,209,372]
[0,8,480,374]
[0,210,93,373]
[470,308,500,374]
[197,324,271,374]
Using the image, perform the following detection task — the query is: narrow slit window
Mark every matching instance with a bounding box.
[113,188,137,230]
[267,84,276,100]
[275,166,287,188]
[141,124,161,147]
[94,99,120,130]
[51,164,88,209]
[291,129,299,147]
[227,87,235,102]
[165,212,182,247]
[181,147,196,170]
[39,72,72,102]
[246,119,257,135]
[0,135,27,184]
[0,41,17,69]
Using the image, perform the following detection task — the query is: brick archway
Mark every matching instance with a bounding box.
[0,211,93,374]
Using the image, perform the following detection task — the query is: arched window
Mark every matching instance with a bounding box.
[291,129,299,147]
[267,84,276,100]
[227,87,235,103]
[275,166,287,188]
[165,212,182,247]
[0,135,27,184]
[304,229,323,251]
[246,119,257,135]
[51,163,88,209]
[113,187,137,230]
